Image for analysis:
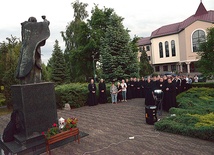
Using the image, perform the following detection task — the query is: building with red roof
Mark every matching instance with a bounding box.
[137,1,214,74]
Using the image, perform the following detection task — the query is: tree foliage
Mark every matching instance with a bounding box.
[100,13,138,81]
[198,27,214,76]
[61,0,93,82]
[60,1,139,82]
[49,40,67,85]
[139,44,154,77]
[0,36,20,108]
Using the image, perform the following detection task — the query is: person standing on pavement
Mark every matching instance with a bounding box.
[121,79,127,102]
[98,79,108,104]
[87,79,98,106]
[110,81,118,104]
[117,82,122,102]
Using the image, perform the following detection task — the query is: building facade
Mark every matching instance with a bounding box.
[137,2,214,74]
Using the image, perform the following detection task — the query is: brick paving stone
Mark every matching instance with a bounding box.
[0,98,214,155]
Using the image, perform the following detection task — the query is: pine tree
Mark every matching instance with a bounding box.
[139,46,154,76]
[100,13,138,81]
[50,40,67,85]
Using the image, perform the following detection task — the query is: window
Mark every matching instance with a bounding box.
[146,45,150,51]
[159,42,163,58]
[155,66,160,72]
[139,47,142,52]
[148,56,151,61]
[163,65,168,71]
[192,30,206,52]
[171,65,176,72]
[165,41,169,57]
[171,40,176,56]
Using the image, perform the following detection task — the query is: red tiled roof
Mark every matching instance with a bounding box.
[137,37,151,46]
[150,2,214,39]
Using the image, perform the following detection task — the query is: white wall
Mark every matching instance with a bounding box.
[151,34,180,64]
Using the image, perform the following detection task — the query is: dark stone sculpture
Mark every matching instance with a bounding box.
[16,16,50,84]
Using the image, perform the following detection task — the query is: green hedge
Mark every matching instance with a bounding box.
[192,82,214,88]
[155,87,214,141]
[55,83,112,109]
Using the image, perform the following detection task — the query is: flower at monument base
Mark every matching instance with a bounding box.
[43,123,60,139]
[62,117,78,131]
[42,117,78,139]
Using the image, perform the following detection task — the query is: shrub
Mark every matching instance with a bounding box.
[192,82,214,88]
[55,83,88,109]
[155,87,214,141]
[55,82,112,109]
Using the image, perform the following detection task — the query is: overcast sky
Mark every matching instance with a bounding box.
[0,0,213,64]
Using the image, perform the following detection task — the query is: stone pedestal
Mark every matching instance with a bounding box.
[11,82,58,141]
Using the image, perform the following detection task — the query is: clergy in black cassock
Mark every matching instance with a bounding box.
[140,77,145,98]
[164,78,176,112]
[135,78,141,98]
[87,79,98,106]
[144,77,155,106]
[98,79,108,104]
[126,79,132,99]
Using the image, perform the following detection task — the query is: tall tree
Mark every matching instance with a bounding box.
[50,40,67,85]
[0,36,20,108]
[197,27,214,76]
[100,13,138,81]
[61,0,92,82]
[138,44,154,77]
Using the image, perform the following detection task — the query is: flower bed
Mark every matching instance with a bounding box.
[42,117,79,154]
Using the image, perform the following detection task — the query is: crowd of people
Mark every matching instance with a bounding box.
[87,74,196,112]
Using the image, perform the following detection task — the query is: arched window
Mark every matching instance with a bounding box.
[159,42,163,58]
[165,41,169,57]
[171,40,176,56]
[192,30,206,52]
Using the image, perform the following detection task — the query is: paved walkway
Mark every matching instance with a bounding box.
[1,98,214,155]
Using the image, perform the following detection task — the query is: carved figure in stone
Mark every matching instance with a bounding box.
[16,16,50,84]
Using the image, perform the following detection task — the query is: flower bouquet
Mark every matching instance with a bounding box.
[43,117,79,153]
[42,117,78,139]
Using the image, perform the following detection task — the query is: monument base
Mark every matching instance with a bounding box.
[0,131,88,155]
[11,82,58,140]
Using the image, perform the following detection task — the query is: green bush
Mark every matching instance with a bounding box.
[55,83,88,109]
[155,87,214,141]
[55,82,112,109]
[192,82,214,88]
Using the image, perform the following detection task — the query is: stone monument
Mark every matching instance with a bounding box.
[0,16,58,154]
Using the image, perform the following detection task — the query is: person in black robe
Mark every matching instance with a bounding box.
[98,79,108,104]
[87,79,98,106]
[135,78,141,98]
[130,78,135,99]
[156,77,164,91]
[152,75,159,90]
[181,76,187,93]
[144,76,155,106]
[117,82,123,102]
[164,78,177,112]
[126,79,132,99]
[140,77,145,98]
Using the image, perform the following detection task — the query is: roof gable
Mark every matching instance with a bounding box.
[150,2,214,39]
[194,2,208,16]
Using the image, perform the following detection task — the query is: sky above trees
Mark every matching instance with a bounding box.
[0,0,214,64]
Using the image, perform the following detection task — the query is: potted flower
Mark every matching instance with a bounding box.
[43,117,79,154]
